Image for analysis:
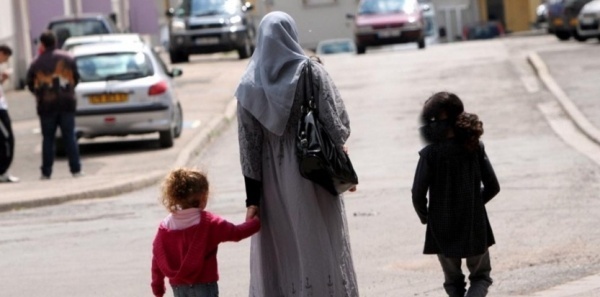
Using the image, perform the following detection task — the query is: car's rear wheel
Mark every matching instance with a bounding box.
[169,50,189,64]
[159,128,174,148]
[356,44,366,54]
[174,103,183,139]
[238,34,253,59]
[555,31,571,41]
[417,38,426,49]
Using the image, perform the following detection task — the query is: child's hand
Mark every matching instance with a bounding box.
[0,72,8,83]
[246,205,259,221]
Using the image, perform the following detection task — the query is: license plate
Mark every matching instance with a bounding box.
[581,17,595,25]
[378,29,401,38]
[195,37,219,45]
[89,93,128,104]
[553,19,564,26]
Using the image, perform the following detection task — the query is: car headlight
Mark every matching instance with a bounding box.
[229,15,242,24]
[171,19,186,33]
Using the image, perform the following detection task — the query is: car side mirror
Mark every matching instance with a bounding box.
[346,13,355,20]
[170,68,183,77]
[166,7,175,17]
[243,2,254,12]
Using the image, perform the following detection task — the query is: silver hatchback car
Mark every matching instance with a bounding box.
[71,42,183,148]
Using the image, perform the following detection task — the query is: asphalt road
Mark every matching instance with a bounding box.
[1,35,600,296]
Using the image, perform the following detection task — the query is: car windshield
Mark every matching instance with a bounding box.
[175,0,239,16]
[358,0,417,15]
[76,52,154,82]
[50,20,109,46]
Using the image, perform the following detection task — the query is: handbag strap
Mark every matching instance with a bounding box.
[302,59,318,114]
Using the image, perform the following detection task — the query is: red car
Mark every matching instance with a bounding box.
[349,0,426,54]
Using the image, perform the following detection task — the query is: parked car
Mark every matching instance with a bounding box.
[462,21,505,41]
[577,0,600,39]
[62,34,144,51]
[71,42,184,148]
[315,38,357,55]
[547,0,594,41]
[165,0,256,63]
[348,0,426,54]
[47,13,120,48]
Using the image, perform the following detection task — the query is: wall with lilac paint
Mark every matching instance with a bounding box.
[129,0,159,35]
[81,0,112,14]
[28,0,64,53]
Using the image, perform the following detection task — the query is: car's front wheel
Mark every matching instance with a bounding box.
[573,31,588,42]
[169,50,189,64]
[237,34,253,59]
[356,44,366,54]
[555,31,571,41]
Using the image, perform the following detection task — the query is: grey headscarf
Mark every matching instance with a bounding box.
[235,11,308,136]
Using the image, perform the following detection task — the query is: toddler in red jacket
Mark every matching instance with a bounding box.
[151,168,260,297]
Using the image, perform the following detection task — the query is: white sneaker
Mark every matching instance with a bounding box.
[0,173,20,183]
[72,172,85,178]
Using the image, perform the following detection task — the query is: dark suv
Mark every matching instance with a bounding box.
[47,14,120,48]
[166,0,256,63]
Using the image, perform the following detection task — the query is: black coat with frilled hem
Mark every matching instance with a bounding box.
[412,140,500,258]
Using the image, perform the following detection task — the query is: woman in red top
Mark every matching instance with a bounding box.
[151,168,260,297]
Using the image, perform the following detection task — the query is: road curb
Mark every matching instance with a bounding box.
[527,51,600,145]
[0,99,238,212]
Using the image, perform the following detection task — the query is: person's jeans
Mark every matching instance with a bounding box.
[40,112,81,177]
[0,110,15,175]
[437,250,493,297]
[172,282,219,297]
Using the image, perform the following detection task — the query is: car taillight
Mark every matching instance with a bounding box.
[149,81,168,96]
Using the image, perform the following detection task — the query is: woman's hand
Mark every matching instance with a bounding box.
[246,205,260,221]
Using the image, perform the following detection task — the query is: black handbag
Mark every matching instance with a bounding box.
[296,60,358,196]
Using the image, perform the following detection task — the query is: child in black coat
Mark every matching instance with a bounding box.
[412,92,500,297]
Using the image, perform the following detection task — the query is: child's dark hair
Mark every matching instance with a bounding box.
[422,91,484,151]
[0,45,12,56]
[161,168,209,212]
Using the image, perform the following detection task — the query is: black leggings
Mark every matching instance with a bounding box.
[0,109,15,175]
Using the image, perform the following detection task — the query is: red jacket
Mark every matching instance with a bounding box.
[151,210,260,296]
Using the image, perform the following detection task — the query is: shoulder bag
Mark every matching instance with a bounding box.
[296,59,358,196]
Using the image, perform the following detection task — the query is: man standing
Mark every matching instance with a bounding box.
[26,31,83,179]
[0,45,19,183]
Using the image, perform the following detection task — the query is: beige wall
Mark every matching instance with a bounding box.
[262,0,358,49]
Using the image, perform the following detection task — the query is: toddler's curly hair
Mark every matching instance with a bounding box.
[456,112,484,151]
[161,168,209,212]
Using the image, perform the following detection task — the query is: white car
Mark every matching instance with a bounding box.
[63,33,144,51]
[577,0,600,39]
[72,42,184,148]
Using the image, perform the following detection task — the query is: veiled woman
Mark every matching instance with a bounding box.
[234,11,359,297]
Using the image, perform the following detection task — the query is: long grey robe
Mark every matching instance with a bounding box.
[238,61,359,297]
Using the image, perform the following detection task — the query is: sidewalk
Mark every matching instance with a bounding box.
[526,45,600,297]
